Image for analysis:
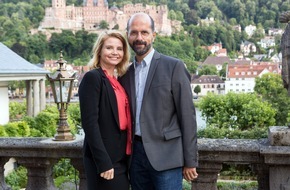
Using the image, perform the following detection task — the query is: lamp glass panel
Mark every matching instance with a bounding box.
[54,80,70,103]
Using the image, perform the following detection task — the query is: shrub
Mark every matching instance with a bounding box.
[32,112,58,137]
[53,159,79,188]
[3,121,31,137]
[5,166,27,190]
[4,123,20,137]
[0,124,8,137]
[198,125,268,139]
[9,101,26,121]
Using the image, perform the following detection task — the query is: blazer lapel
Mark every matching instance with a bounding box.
[128,65,136,119]
[143,51,160,98]
[99,69,120,127]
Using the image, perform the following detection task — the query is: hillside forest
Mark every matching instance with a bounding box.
[0,0,289,73]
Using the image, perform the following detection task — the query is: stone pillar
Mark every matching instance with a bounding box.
[33,80,40,116]
[26,80,33,117]
[17,157,57,190]
[40,79,46,111]
[253,164,269,190]
[0,82,9,125]
[269,166,290,190]
[0,157,11,190]
[262,126,290,190]
[71,158,87,190]
[191,161,222,190]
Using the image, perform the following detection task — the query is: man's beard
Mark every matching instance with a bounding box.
[131,40,152,56]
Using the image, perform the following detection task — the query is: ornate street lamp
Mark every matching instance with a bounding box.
[46,51,76,141]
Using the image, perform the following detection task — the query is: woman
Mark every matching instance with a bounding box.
[78,30,131,190]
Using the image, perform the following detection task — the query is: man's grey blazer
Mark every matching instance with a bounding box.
[119,51,198,171]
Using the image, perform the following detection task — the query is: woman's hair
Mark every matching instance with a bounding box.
[88,30,130,76]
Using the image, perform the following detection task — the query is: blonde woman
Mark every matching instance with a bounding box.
[79,30,131,190]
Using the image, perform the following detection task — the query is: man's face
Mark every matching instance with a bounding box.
[127,16,156,58]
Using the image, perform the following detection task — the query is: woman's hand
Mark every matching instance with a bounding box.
[100,168,114,180]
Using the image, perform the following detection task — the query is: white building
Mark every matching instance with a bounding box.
[244,24,257,37]
[259,36,276,49]
[191,75,225,96]
[225,63,280,94]
[0,43,49,124]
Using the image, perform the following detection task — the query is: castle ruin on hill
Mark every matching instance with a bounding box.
[39,0,181,35]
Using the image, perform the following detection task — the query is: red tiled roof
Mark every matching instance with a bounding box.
[227,64,279,78]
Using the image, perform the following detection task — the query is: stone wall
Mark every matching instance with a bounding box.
[1,136,290,190]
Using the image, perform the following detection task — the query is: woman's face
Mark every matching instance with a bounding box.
[100,37,124,68]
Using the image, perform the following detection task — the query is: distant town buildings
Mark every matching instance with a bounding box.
[191,75,225,96]
[202,55,233,72]
[39,0,181,36]
[244,24,257,37]
[240,41,257,56]
[258,36,276,49]
[225,63,280,94]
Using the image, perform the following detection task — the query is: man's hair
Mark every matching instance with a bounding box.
[126,13,155,32]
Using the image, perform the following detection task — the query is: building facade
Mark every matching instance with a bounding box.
[225,63,280,94]
[191,75,225,97]
[40,0,180,35]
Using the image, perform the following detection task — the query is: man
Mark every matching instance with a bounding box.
[119,12,198,190]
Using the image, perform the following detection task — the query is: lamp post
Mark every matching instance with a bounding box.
[46,51,75,141]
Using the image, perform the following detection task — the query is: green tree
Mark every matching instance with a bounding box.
[99,20,109,29]
[194,85,201,95]
[199,92,276,130]
[254,73,290,126]
[198,65,217,76]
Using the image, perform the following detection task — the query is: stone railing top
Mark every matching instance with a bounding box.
[0,136,84,158]
[0,136,83,149]
[198,138,266,152]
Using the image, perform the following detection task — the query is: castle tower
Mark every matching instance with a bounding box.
[97,0,107,7]
[52,0,66,8]
[86,0,94,6]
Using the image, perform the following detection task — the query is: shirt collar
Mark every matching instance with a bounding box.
[134,49,155,69]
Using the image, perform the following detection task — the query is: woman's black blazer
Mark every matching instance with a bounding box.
[78,68,126,174]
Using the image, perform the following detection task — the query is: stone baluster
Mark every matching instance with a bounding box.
[191,161,223,190]
[0,157,11,190]
[17,157,57,190]
[253,164,269,190]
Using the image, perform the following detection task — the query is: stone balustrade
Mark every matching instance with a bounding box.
[0,136,290,190]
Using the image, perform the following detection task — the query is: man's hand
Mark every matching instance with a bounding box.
[183,167,198,181]
[100,168,114,180]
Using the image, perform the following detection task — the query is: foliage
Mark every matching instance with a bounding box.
[0,125,8,137]
[53,159,79,189]
[0,0,289,65]
[194,85,201,95]
[198,92,276,130]
[254,73,290,126]
[197,125,268,139]
[220,164,255,180]
[5,166,27,190]
[198,64,217,76]
[9,101,26,121]
[53,158,78,178]
[98,20,109,29]
[29,111,57,137]
[3,121,31,137]
[67,103,81,128]
[217,181,258,190]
